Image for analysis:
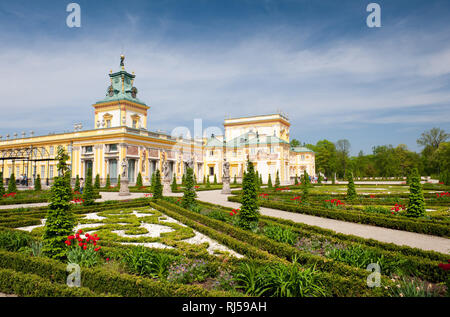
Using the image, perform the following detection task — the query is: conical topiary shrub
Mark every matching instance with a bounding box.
[105,174,111,189]
[302,171,310,201]
[406,168,425,218]
[171,173,178,192]
[182,167,196,210]
[35,174,42,191]
[213,174,217,185]
[42,147,75,259]
[275,170,280,188]
[239,160,259,230]
[136,172,143,187]
[7,173,17,194]
[346,171,357,201]
[117,175,121,190]
[74,175,80,192]
[94,174,100,190]
[83,168,95,205]
[153,169,163,199]
[267,173,273,189]
[0,172,5,196]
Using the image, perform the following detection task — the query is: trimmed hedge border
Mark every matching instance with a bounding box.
[228,196,450,237]
[0,249,233,297]
[0,199,153,229]
[0,193,102,206]
[153,200,391,296]
[196,200,448,283]
[0,268,100,297]
[198,200,449,262]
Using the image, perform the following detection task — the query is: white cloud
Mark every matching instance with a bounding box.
[0,28,449,139]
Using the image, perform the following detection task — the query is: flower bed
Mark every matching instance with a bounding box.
[227,196,450,237]
[194,200,449,285]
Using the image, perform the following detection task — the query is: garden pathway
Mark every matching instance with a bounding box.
[195,190,450,254]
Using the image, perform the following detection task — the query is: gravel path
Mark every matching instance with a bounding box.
[195,190,450,254]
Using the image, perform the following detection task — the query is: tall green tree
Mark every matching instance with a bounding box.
[34,174,42,191]
[42,147,75,259]
[238,160,259,230]
[336,139,351,179]
[117,174,121,190]
[417,128,448,176]
[153,169,163,199]
[406,168,425,218]
[182,167,196,210]
[213,174,217,185]
[7,173,17,193]
[206,175,211,188]
[311,140,336,179]
[83,168,95,205]
[290,139,301,148]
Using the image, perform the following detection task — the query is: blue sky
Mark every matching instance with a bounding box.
[0,0,449,155]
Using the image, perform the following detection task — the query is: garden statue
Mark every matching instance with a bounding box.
[162,153,171,194]
[221,158,231,194]
[121,159,128,179]
[119,158,130,196]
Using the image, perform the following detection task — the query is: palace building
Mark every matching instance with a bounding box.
[0,56,315,187]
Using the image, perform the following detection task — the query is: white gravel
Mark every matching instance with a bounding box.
[15,207,243,258]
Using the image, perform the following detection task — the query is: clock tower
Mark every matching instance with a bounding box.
[92,55,149,130]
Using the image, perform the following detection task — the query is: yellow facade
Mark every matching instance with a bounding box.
[0,57,314,187]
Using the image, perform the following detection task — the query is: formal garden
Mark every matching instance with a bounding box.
[0,148,448,297]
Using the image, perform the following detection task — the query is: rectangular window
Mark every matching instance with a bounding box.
[132,120,137,129]
[210,150,214,157]
[49,166,54,178]
[209,166,214,176]
[301,155,305,161]
[16,167,20,176]
[49,146,54,155]
[84,146,93,154]
[41,166,45,178]
[108,144,118,152]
